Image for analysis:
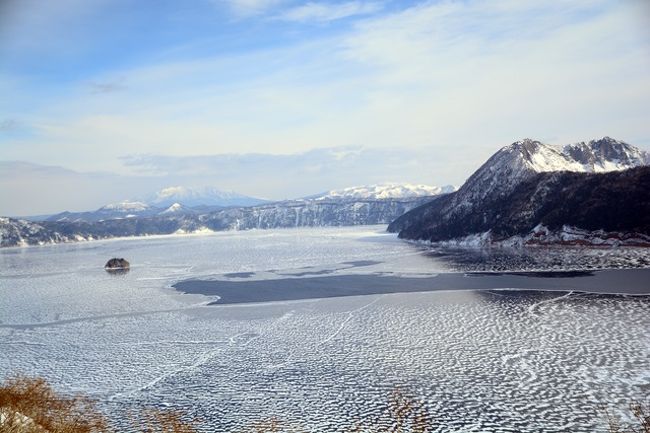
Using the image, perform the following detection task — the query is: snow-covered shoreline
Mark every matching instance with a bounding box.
[406,225,650,249]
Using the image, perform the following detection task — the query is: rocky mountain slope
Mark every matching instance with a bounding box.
[389,137,650,246]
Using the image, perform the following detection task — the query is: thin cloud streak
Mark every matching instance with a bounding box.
[277,1,383,22]
[88,78,127,94]
[0,119,20,132]
[217,0,288,16]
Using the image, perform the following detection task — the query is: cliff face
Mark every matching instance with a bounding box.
[199,198,434,230]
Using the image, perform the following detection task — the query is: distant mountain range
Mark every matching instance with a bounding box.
[146,186,266,208]
[0,183,448,247]
[45,201,159,223]
[3,136,648,248]
[43,186,267,223]
[389,137,650,246]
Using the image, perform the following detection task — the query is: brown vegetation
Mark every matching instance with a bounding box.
[0,375,107,433]
[348,389,432,433]
[126,409,198,433]
[606,401,650,433]
[2,374,647,433]
[0,375,197,433]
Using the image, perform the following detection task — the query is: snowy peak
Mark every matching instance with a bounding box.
[506,139,582,172]
[447,136,649,216]
[316,183,454,200]
[160,202,191,214]
[563,137,650,172]
[163,202,183,213]
[149,186,265,208]
[45,201,157,223]
[502,137,648,174]
[99,201,150,212]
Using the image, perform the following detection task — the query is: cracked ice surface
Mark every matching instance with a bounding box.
[1,226,649,432]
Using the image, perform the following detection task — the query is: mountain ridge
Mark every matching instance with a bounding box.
[312,183,455,201]
[146,186,266,208]
[389,137,650,246]
[0,194,441,247]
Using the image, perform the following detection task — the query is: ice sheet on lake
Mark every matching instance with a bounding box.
[1,226,649,432]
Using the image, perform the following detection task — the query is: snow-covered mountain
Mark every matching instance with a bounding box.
[148,186,265,208]
[314,183,455,200]
[159,202,193,215]
[459,137,648,205]
[389,137,650,246]
[38,184,441,225]
[99,201,150,212]
[498,136,648,174]
[43,187,262,223]
[563,137,650,172]
[46,201,160,223]
[1,194,436,247]
[0,217,66,247]
[200,196,434,230]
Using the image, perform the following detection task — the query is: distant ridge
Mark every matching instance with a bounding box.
[99,201,150,212]
[0,186,441,247]
[148,186,266,208]
[312,183,455,200]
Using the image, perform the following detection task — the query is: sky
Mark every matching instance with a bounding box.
[1,0,649,215]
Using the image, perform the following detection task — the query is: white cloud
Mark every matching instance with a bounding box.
[217,0,287,16]
[2,0,649,200]
[278,1,382,23]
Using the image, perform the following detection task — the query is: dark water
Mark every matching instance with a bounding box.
[173,269,650,304]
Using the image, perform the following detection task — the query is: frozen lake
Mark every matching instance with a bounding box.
[1,226,649,432]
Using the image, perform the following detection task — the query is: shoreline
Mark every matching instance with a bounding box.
[0,225,392,250]
[5,222,650,250]
[172,268,650,305]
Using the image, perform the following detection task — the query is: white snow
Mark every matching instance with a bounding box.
[100,201,150,212]
[151,186,254,205]
[162,203,184,214]
[316,183,454,200]
[421,225,650,248]
[506,138,649,174]
[525,144,585,172]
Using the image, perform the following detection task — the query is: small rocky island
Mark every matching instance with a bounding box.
[105,258,130,272]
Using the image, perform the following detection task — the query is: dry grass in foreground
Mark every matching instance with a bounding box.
[0,375,197,433]
[606,401,650,433]
[0,375,107,433]
[1,374,648,433]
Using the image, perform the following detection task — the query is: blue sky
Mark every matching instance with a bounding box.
[1,0,650,215]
